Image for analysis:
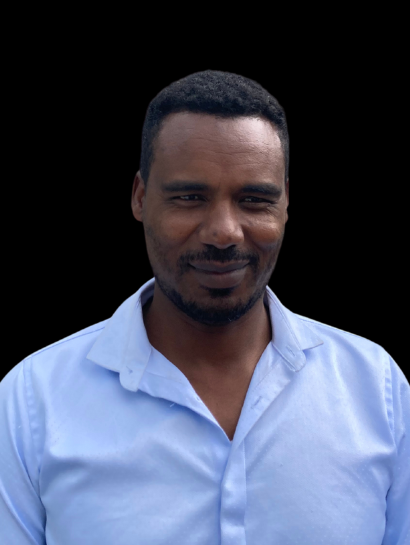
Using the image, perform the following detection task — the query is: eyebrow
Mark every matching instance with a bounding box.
[161,181,283,198]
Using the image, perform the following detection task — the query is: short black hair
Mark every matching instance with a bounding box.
[139,70,289,188]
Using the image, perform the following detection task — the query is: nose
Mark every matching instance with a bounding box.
[197,202,245,249]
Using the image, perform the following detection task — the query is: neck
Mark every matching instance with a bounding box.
[142,285,272,377]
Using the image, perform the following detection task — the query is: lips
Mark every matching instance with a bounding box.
[190,261,249,273]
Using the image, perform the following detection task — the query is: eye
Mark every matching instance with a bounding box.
[173,195,274,204]
[242,197,273,204]
[175,195,202,201]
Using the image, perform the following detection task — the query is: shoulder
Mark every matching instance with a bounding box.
[294,310,409,414]
[291,310,397,392]
[295,311,388,358]
[29,319,108,359]
[1,319,109,395]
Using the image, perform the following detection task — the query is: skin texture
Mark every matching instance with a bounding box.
[131,112,289,438]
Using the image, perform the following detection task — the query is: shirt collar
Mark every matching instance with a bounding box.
[86,277,324,390]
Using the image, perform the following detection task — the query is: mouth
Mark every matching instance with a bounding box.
[189,262,248,288]
[189,261,249,274]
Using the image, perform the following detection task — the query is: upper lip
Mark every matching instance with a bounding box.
[190,261,249,273]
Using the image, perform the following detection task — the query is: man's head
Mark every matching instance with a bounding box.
[132,70,289,327]
[139,70,289,190]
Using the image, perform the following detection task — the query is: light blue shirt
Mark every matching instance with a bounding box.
[1,277,409,545]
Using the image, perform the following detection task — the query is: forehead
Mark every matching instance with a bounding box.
[154,112,284,167]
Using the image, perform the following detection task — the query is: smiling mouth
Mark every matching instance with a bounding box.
[189,263,248,289]
[189,262,249,274]
[193,267,246,276]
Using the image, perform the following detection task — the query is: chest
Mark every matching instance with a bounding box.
[189,375,251,441]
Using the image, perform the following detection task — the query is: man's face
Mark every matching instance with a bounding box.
[132,112,289,327]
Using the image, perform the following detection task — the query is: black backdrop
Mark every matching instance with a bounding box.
[3,37,407,383]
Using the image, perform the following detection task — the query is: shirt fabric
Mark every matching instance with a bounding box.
[1,276,409,545]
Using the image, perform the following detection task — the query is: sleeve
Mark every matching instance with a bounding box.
[0,359,46,545]
[382,355,410,545]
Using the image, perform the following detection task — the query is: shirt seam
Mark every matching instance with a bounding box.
[384,354,396,449]
[22,356,42,496]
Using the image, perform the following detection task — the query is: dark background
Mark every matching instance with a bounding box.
[3,26,407,382]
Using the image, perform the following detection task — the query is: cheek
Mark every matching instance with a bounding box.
[246,217,284,251]
[144,225,174,276]
[152,212,196,246]
[144,217,186,263]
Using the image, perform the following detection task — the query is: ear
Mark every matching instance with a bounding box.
[285,178,289,223]
[131,171,146,222]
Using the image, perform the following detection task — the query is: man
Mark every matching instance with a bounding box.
[1,70,408,544]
